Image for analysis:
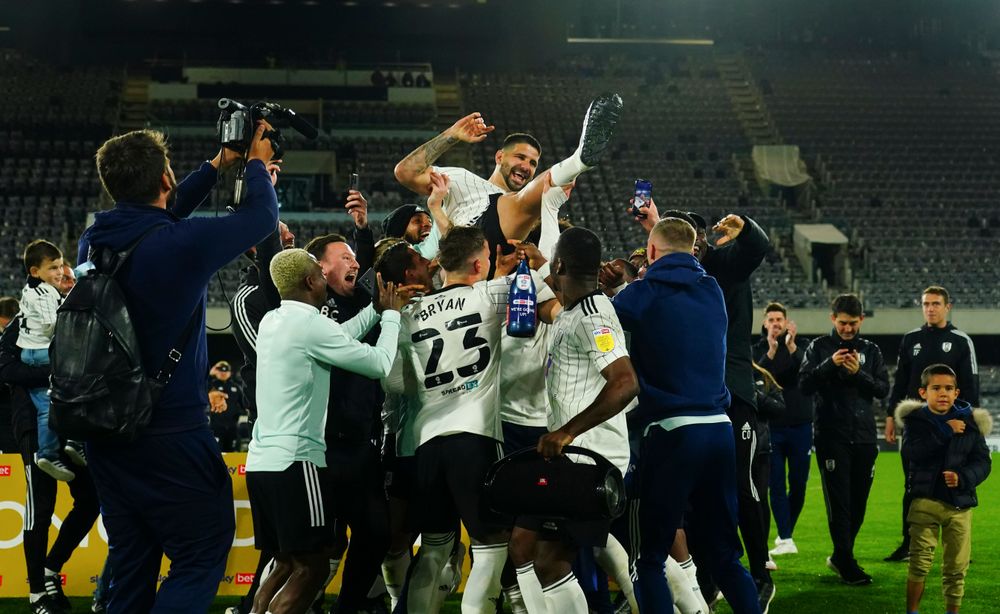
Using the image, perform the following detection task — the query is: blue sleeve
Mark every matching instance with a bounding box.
[169,162,219,219]
[77,227,92,266]
[611,283,641,332]
[169,160,279,281]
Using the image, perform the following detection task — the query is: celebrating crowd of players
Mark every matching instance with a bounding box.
[0,90,991,614]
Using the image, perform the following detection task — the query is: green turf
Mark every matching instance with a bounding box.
[2,452,996,613]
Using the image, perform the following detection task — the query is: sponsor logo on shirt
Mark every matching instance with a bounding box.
[592,327,615,352]
[440,379,480,397]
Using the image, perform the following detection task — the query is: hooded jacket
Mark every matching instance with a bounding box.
[77,160,278,432]
[0,318,50,448]
[613,252,731,431]
[799,332,889,444]
[701,216,769,408]
[889,323,980,414]
[896,399,992,509]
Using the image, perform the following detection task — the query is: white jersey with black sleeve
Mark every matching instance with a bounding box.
[546,291,632,476]
[432,166,506,227]
[387,272,555,449]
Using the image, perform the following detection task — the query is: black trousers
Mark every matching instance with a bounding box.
[19,436,100,594]
[328,441,391,613]
[815,439,878,566]
[726,397,771,581]
[899,451,914,545]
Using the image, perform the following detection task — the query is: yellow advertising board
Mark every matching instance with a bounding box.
[0,453,369,597]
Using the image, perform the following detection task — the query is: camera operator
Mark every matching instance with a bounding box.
[76,123,279,613]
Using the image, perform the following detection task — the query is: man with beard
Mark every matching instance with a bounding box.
[753,303,814,558]
[382,172,452,260]
[303,188,396,614]
[394,94,622,276]
[616,199,773,611]
[76,125,277,612]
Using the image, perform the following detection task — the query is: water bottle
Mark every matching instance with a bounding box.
[507,258,537,338]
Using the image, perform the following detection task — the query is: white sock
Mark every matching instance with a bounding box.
[44,568,59,577]
[515,562,549,614]
[29,592,45,604]
[674,556,710,613]
[432,540,467,611]
[503,584,529,614]
[547,152,590,189]
[258,557,277,588]
[538,186,566,261]
[407,532,455,613]
[461,543,507,614]
[382,550,411,610]
[368,573,387,599]
[541,572,588,614]
[594,535,639,614]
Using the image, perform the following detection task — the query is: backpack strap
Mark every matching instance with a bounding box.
[91,223,200,385]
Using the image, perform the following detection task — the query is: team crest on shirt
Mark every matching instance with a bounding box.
[592,327,615,352]
[942,342,952,353]
[858,353,866,366]
[912,343,922,356]
[825,459,836,472]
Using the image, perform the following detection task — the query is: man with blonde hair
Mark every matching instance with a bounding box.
[610,216,760,613]
[246,248,407,614]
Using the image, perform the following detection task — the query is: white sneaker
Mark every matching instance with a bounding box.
[35,456,76,481]
[769,537,798,556]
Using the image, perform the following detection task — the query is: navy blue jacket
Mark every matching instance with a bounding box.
[613,252,731,431]
[77,160,278,432]
[897,399,992,510]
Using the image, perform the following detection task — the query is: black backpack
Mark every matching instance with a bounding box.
[49,226,198,442]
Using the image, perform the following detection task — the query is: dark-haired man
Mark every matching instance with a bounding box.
[799,294,889,585]
[386,226,561,613]
[76,125,278,612]
[753,302,814,557]
[883,285,980,563]
[394,95,622,275]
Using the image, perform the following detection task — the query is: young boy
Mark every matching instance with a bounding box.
[17,240,82,481]
[896,364,992,614]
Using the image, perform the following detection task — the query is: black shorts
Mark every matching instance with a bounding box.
[501,421,548,458]
[514,515,611,548]
[385,453,417,501]
[476,193,509,280]
[414,432,506,541]
[247,461,335,554]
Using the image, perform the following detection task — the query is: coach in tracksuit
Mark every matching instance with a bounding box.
[613,217,760,613]
[883,285,980,563]
[799,294,889,586]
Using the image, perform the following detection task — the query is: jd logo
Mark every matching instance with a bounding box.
[741,422,752,441]
[825,459,836,472]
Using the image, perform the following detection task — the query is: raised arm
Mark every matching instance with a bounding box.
[308,311,401,380]
[394,112,494,195]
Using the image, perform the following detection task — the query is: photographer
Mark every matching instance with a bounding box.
[76,124,278,613]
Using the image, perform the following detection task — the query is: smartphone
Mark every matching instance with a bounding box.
[357,267,377,300]
[349,172,359,191]
[631,179,652,218]
[838,339,853,351]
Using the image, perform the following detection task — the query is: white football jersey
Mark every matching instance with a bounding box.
[433,166,506,227]
[388,273,555,449]
[500,323,552,428]
[546,292,633,476]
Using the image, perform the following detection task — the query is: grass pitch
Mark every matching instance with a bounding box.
[3,452,997,613]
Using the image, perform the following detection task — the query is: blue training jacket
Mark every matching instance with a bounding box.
[77,160,278,432]
[613,252,731,430]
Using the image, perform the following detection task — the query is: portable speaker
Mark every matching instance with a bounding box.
[482,446,626,521]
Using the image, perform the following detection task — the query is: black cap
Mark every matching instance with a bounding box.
[661,209,707,230]
[382,204,427,240]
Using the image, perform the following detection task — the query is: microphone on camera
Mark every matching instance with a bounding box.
[259,102,318,140]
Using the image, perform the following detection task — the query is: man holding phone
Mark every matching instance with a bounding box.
[799,294,889,586]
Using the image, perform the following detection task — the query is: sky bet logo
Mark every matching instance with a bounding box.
[236,573,255,585]
[0,465,11,477]
[227,464,247,476]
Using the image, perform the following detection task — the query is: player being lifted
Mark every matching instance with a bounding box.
[394,93,623,274]
[384,226,561,614]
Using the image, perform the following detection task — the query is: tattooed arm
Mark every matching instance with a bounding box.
[394,111,495,195]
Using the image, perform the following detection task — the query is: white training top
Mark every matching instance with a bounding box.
[546,292,633,476]
[248,301,400,472]
[385,272,555,449]
[499,322,553,427]
[433,166,506,227]
[17,280,62,349]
